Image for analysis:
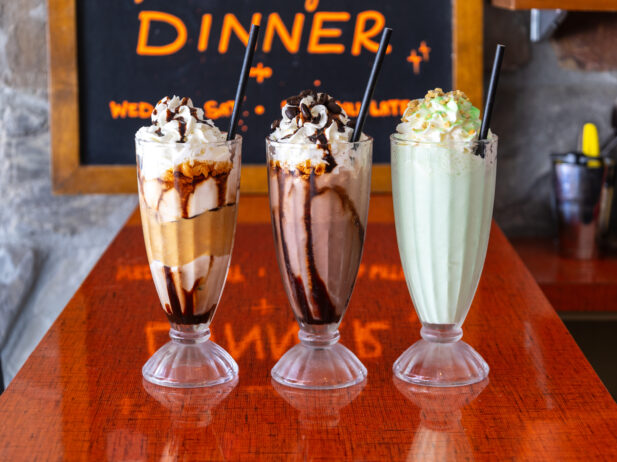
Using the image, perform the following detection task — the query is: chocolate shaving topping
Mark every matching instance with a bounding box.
[326,100,342,114]
[317,93,328,105]
[300,103,311,120]
[285,106,299,119]
[286,95,302,106]
[335,118,345,133]
[274,89,360,170]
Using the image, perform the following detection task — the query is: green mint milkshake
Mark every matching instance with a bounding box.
[391,88,497,387]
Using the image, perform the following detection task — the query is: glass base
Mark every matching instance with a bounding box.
[271,330,367,390]
[142,324,238,388]
[393,326,489,387]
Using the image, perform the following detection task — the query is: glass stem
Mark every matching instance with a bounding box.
[420,325,463,344]
[169,323,211,345]
[298,329,340,348]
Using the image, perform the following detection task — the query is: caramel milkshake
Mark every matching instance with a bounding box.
[136,96,241,326]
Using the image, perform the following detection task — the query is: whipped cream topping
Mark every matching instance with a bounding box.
[136,96,231,181]
[137,96,225,144]
[269,89,367,172]
[396,88,482,144]
[270,89,354,144]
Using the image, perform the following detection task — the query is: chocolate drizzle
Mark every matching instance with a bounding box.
[151,96,213,143]
[273,165,364,325]
[275,170,313,322]
[303,173,338,322]
[163,266,216,325]
[136,160,233,219]
[161,169,230,219]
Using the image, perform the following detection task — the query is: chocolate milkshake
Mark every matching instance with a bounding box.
[267,90,372,389]
[136,96,241,327]
[267,90,371,331]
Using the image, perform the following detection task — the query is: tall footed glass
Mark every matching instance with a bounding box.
[266,138,372,389]
[136,135,242,388]
[390,135,497,386]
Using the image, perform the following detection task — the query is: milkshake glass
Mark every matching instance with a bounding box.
[136,96,241,388]
[266,89,371,389]
[391,89,497,386]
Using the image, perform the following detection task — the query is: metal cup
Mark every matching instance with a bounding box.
[551,153,614,259]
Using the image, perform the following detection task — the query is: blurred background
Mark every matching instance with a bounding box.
[2,1,617,391]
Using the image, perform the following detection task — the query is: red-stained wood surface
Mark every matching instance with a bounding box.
[1,196,617,460]
[513,237,617,312]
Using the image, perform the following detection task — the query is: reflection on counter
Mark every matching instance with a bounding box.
[142,377,237,427]
[142,378,237,460]
[394,378,488,461]
[272,380,365,459]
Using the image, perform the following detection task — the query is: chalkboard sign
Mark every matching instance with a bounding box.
[49,0,483,193]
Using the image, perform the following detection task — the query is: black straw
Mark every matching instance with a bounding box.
[352,27,392,142]
[479,44,505,140]
[227,24,260,141]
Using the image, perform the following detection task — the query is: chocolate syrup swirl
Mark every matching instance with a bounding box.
[273,165,364,325]
[163,266,217,325]
[136,162,232,219]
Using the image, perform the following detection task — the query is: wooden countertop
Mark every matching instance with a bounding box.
[1,196,617,460]
[512,237,617,312]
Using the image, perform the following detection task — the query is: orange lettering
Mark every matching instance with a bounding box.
[387,99,399,116]
[109,100,129,119]
[304,0,319,12]
[249,62,273,83]
[116,264,131,281]
[352,11,392,56]
[400,99,410,115]
[224,324,265,360]
[307,12,350,54]
[369,100,380,117]
[267,323,299,359]
[263,13,304,54]
[203,100,235,119]
[145,322,169,356]
[139,102,153,118]
[369,263,405,280]
[197,14,212,52]
[219,13,263,53]
[353,320,389,358]
[407,49,423,74]
[128,103,139,118]
[226,264,245,283]
[136,11,187,56]
[109,101,153,119]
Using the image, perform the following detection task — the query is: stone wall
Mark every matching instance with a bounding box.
[1,2,616,385]
[487,8,617,236]
[0,0,136,385]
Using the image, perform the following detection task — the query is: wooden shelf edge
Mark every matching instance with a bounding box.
[492,0,617,11]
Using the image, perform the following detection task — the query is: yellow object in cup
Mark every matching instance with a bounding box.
[582,122,601,167]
